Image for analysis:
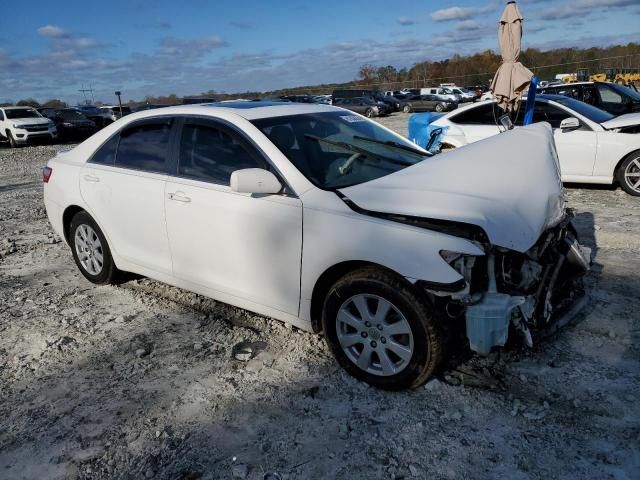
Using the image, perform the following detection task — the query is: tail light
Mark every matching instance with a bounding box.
[42,166,53,183]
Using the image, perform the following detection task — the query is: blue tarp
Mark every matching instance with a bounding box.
[408,112,448,153]
[523,75,538,126]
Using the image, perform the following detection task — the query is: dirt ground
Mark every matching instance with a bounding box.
[1,116,639,480]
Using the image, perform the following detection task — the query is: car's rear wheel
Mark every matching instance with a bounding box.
[364,108,374,118]
[322,267,443,390]
[70,211,119,284]
[616,151,640,196]
[435,103,444,112]
[402,104,411,113]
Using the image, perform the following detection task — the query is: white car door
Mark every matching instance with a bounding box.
[79,118,174,274]
[449,103,501,143]
[164,117,303,315]
[534,102,597,177]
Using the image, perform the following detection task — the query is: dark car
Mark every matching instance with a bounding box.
[75,105,110,129]
[39,108,97,141]
[539,81,640,116]
[279,95,315,103]
[334,97,387,117]
[405,94,458,113]
[332,89,402,112]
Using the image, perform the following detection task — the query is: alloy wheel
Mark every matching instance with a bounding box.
[336,294,414,376]
[624,156,640,193]
[74,224,104,275]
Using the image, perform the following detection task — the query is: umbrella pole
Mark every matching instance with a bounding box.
[523,75,538,125]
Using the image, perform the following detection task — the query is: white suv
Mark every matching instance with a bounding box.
[0,106,57,147]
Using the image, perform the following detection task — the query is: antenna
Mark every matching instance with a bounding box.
[79,84,94,105]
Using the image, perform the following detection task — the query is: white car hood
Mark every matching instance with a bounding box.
[11,118,49,126]
[600,112,640,130]
[340,123,565,253]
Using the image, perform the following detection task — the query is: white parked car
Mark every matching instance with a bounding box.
[449,87,476,103]
[43,102,588,389]
[431,94,640,195]
[0,106,57,147]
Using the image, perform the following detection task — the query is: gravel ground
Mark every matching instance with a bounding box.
[0,118,639,480]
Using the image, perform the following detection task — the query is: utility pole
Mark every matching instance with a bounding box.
[115,91,123,117]
[79,85,94,105]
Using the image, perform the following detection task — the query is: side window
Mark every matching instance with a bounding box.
[89,135,119,165]
[450,104,497,125]
[115,120,173,173]
[596,84,623,104]
[532,103,570,129]
[583,86,598,106]
[177,122,264,185]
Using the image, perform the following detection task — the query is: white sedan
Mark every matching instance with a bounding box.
[43,102,588,389]
[431,94,640,195]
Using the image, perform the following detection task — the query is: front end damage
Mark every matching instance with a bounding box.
[430,212,589,355]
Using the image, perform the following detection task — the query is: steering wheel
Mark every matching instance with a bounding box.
[338,152,362,175]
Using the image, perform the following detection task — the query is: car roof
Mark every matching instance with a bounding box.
[117,101,338,122]
[1,106,38,110]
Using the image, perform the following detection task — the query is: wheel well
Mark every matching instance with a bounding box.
[309,261,409,333]
[62,205,85,243]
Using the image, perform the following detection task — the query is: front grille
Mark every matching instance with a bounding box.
[24,125,49,132]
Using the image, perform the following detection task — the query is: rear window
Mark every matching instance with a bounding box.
[115,120,173,173]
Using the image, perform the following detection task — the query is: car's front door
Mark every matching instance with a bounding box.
[79,118,175,274]
[450,103,501,143]
[533,103,598,177]
[164,117,303,315]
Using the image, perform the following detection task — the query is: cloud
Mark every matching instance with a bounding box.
[397,16,415,26]
[540,0,638,19]
[158,21,172,29]
[37,25,68,38]
[159,35,228,58]
[431,4,496,22]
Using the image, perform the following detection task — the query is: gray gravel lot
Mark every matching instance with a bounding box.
[0,117,639,480]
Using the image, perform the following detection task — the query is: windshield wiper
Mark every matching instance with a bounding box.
[352,135,430,157]
[304,134,415,166]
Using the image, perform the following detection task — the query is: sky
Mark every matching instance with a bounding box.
[1,0,639,104]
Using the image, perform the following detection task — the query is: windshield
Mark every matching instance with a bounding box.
[57,110,87,121]
[252,111,429,189]
[5,108,41,119]
[548,96,615,123]
[604,82,640,102]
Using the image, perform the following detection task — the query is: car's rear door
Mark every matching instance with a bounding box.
[163,117,303,315]
[79,117,175,274]
[449,103,501,143]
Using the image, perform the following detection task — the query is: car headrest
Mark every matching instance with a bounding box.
[269,125,296,150]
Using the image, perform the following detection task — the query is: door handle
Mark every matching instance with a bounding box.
[167,191,191,203]
[83,174,100,183]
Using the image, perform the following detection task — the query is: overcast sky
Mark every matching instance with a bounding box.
[1,0,639,104]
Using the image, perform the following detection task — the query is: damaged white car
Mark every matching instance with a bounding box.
[43,102,589,390]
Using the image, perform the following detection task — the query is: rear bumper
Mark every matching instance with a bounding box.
[44,194,66,244]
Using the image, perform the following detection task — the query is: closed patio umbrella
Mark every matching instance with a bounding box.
[490,1,533,113]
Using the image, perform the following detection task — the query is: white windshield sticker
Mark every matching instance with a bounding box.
[340,115,366,123]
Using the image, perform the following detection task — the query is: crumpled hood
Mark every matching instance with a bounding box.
[600,112,640,130]
[340,122,565,252]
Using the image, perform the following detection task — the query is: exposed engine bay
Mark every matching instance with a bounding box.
[435,211,590,355]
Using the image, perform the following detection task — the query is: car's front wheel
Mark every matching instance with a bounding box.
[435,103,444,112]
[7,131,18,148]
[617,151,640,196]
[322,267,443,390]
[402,104,411,113]
[364,108,374,118]
[69,211,119,284]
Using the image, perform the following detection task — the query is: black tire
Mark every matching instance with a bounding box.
[69,211,119,284]
[365,108,374,118]
[616,150,640,196]
[322,267,444,390]
[402,104,411,113]
[7,131,18,148]
[435,103,444,113]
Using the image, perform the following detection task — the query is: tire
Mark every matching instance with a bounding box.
[365,108,376,118]
[435,103,444,113]
[616,151,640,196]
[402,104,411,113]
[322,267,444,390]
[69,211,119,284]
[7,131,18,148]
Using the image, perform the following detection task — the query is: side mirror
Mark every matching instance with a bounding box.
[560,117,580,131]
[230,168,282,195]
